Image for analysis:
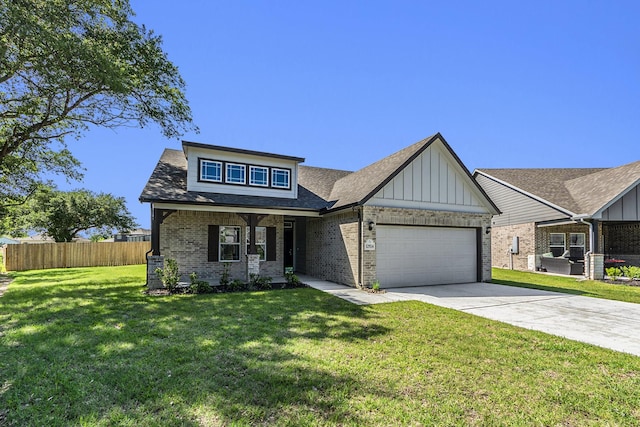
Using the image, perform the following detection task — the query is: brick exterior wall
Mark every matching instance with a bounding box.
[305,211,360,286]
[491,223,536,270]
[492,222,594,272]
[159,210,283,283]
[604,223,640,266]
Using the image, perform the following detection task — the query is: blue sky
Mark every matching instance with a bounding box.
[57,1,640,229]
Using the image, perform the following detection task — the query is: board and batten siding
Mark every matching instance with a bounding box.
[368,142,489,213]
[600,183,640,221]
[475,174,568,226]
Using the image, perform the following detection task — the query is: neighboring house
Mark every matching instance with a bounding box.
[14,234,55,244]
[140,133,499,289]
[114,228,151,242]
[474,160,640,279]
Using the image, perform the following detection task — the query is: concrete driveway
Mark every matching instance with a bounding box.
[302,277,640,357]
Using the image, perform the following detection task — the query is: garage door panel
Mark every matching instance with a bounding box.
[376,226,476,287]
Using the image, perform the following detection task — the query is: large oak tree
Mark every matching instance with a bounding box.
[0,0,196,208]
[21,188,137,242]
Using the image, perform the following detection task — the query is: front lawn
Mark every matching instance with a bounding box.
[492,267,640,304]
[2,265,640,426]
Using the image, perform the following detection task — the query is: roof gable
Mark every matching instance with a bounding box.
[368,138,496,213]
[565,160,640,216]
[327,133,498,214]
[475,168,605,215]
[476,160,640,218]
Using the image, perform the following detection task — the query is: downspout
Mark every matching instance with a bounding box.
[574,215,593,278]
[356,206,363,288]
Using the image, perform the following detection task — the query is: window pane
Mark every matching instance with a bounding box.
[272,169,290,188]
[250,166,268,186]
[201,160,221,181]
[226,164,246,184]
[220,226,240,243]
[550,233,565,246]
[220,244,240,261]
[570,233,584,246]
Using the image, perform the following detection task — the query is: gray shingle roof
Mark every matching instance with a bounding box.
[477,160,640,216]
[327,134,439,210]
[141,133,499,215]
[139,149,329,211]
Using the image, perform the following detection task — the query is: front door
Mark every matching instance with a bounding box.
[284,222,294,272]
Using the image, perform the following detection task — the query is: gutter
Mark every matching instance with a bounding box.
[572,214,594,278]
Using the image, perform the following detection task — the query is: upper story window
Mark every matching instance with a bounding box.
[249,166,269,187]
[197,157,292,190]
[200,160,222,182]
[226,163,246,184]
[271,168,290,189]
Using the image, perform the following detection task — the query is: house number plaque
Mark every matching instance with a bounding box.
[364,239,376,251]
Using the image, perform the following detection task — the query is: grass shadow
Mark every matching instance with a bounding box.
[0,268,392,426]
[491,278,587,296]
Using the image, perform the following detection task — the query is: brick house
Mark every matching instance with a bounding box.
[474,161,640,279]
[140,133,499,289]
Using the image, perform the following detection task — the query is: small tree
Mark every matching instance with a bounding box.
[22,188,137,242]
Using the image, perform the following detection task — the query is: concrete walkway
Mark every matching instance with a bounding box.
[300,276,640,357]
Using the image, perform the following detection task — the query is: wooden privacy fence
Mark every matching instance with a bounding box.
[4,241,151,271]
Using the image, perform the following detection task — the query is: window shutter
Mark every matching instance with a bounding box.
[208,225,219,262]
[266,227,277,261]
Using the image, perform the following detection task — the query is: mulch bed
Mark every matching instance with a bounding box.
[145,281,308,296]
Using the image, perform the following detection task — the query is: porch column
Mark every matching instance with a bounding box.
[239,213,267,280]
[589,253,604,280]
[147,207,175,289]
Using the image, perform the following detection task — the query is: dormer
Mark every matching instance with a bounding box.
[183,141,304,199]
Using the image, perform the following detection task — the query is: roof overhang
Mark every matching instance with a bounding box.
[474,170,576,218]
[151,202,321,217]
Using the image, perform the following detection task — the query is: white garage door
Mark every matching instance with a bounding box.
[376,225,477,287]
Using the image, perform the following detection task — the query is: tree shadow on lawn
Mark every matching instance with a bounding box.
[0,283,395,425]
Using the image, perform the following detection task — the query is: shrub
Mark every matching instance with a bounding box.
[155,258,180,292]
[606,267,622,280]
[219,262,231,286]
[372,280,381,291]
[622,266,640,280]
[189,272,212,294]
[249,274,272,290]
[285,271,301,286]
[229,279,245,292]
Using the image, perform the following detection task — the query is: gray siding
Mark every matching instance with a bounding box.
[476,174,568,226]
[601,183,640,221]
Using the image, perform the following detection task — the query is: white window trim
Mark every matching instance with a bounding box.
[249,166,269,187]
[225,163,246,185]
[271,168,290,189]
[219,226,241,262]
[200,159,222,183]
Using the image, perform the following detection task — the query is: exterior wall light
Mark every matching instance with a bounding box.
[368,221,375,231]
[485,226,492,234]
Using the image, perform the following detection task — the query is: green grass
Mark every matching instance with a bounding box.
[2,265,640,426]
[493,267,640,304]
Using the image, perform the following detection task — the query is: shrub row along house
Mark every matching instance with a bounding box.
[475,161,640,279]
[140,133,499,288]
